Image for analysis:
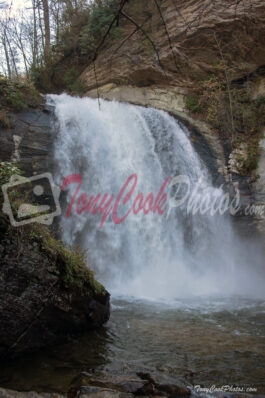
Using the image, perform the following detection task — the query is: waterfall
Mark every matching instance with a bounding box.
[48,94,264,300]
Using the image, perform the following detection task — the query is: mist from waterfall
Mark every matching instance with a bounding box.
[48,94,265,300]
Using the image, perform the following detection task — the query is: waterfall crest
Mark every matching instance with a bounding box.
[48,94,264,300]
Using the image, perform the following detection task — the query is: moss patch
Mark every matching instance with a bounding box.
[0,162,105,296]
[25,223,105,293]
[0,75,43,112]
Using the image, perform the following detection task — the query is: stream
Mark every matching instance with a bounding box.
[2,94,264,395]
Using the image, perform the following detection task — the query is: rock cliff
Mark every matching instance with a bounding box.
[82,0,265,96]
[0,105,110,358]
[0,106,54,177]
[0,210,110,358]
[79,0,265,220]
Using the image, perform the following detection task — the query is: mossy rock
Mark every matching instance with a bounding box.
[0,206,110,358]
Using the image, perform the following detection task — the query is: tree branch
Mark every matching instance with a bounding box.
[92,0,128,62]
[120,10,162,67]
[152,0,179,71]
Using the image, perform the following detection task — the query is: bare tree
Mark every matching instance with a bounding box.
[41,0,51,60]
[8,11,32,77]
[1,30,12,77]
[31,0,39,69]
[0,8,13,77]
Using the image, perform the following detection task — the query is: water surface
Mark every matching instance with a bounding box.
[1,297,264,395]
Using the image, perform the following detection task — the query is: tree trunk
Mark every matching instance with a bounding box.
[2,34,11,78]
[32,0,38,69]
[41,0,51,62]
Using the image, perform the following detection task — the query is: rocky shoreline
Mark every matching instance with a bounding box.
[1,371,265,398]
[0,88,264,398]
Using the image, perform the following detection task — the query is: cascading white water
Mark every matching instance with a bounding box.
[48,93,264,300]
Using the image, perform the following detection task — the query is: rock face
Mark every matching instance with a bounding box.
[0,106,55,177]
[82,0,265,91]
[68,371,191,397]
[254,131,265,203]
[0,224,110,358]
[0,389,64,398]
[1,372,264,398]
[81,0,265,217]
[0,105,110,359]
[253,130,265,232]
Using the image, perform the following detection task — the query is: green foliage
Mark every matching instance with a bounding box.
[0,162,24,211]
[138,37,155,55]
[187,76,265,138]
[235,150,259,174]
[232,91,265,135]
[0,76,25,111]
[68,79,87,94]
[63,67,87,94]
[114,76,130,85]
[185,76,265,174]
[244,147,259,172]
[0,162,23,188]
[185,95,202,113]
[0,75,42,111]
[30,64,55,93]
[57,0,123,59]
[195,76,227,131]
[0,110,11,129]
[233,136,261,174]
[63,67,79,88]
[59,1,91,55]
[27,223,105,293]
[35,0,124,92]
[1,204,105,293]
[78,0,123,57]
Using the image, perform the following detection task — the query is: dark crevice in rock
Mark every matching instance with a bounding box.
[231,64,265,87]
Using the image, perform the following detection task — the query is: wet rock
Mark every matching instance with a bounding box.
[69,372,190,398]
[156,384,190,397]
[136,373,155,384]
[116,380,146,394]
[0,108,54,177]
[0,231,110,359]
[69,372,122,391]
[0,388,64,398]
[79,386,133,398]
[135,373,190,397]
[68,372,144,397]
[217,395,265,398]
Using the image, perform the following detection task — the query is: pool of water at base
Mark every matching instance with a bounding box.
[1,296,265,395]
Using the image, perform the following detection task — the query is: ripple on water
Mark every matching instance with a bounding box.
[0,296,264,393]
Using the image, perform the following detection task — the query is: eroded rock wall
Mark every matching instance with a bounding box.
[82,0,265,91]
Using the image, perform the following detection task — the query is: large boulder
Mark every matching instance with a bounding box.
[0,220,110,358]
